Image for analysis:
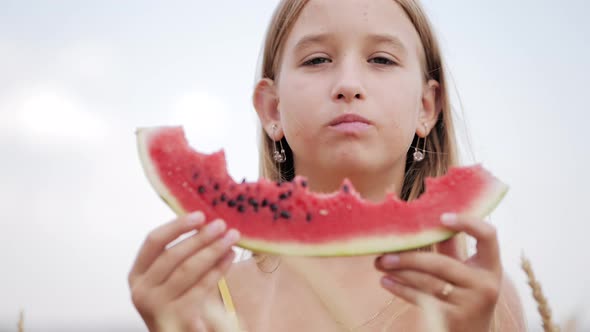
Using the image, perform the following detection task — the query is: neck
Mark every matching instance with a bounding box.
[296,162,405,202]
[286,160,407,277]
[276,161,407,328]
[280,254,397,329]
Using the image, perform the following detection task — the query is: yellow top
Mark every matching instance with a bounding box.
[218,277,236,314]
[217,277,246,331]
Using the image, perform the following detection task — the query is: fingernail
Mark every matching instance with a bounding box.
[207,219,226,234]
[381,254,400,268]
[223,229,240,245]
[186,211,204,226]
[441,213,458,225]
[381,277,395,288]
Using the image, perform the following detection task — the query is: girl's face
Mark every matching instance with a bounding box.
[257,0,439,178]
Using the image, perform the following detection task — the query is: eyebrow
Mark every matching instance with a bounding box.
[293,33,408,56]
[366,33,408,56]
[293,33,332,52]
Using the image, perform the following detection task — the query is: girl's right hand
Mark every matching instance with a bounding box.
[128,211,240,332]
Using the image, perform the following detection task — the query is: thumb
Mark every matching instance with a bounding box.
[435,234,466,260]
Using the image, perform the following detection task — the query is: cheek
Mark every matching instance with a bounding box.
[279,72,325,107]
[277,74,327,139]
[281,109,310,143]
[379,88,420,123]
[374,78,422,148]
[383,116,417,156]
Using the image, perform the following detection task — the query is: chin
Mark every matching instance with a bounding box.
[322,149,385,174]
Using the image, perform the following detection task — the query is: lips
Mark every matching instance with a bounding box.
[328,114,372,126]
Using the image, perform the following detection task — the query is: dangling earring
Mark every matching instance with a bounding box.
[271,124,286,163]
[413,123,428,162]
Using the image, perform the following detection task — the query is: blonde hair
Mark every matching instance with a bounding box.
[251,1,498,329]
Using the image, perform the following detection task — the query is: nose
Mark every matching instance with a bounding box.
[331,67,366,103]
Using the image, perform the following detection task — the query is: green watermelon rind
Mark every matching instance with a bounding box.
[238,230,455,256]
[464,176,509,219]
[237,179,509,256]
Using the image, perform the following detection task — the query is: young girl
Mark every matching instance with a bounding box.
[128,0,526,331]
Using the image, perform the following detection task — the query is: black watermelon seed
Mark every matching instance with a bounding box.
[212,199,218,206]
[301,180,307,187]
[237,205,246,213]
[279,192,289,200]
[342,185,349,193]
[270,203,278,212]
[306,213,312,222]
[213,183,220,191]
[228,200,237,207]
[241,178,246,184]
[220,193,227,202]
[261,199,268,207]
[280,211,291,219]
[198,186,206,194]
[248,198,259,207]
[237,194,245,202]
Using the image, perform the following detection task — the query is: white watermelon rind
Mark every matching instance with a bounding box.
[136,127,188,217]
[238,229,456,256]
[463,173,509,219]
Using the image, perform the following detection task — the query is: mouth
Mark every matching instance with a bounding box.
[328,114,372,126]
[328,114,373,133]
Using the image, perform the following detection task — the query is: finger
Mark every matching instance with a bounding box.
[380,276,435,307]
[178,249,236,308]
[129,211,205,285]
[202,302,242,332]
[142,219,227,287]
[376,252,474,288]
[435,234,463,260]
[440,213,501,271]
[193,320,208,332]
[385,270,464,304]
[161,229,240,300]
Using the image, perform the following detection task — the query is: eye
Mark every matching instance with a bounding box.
[302,57,332,66]
[369,56,396,65]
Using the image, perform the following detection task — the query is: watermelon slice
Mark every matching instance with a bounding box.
[136,126,508,256]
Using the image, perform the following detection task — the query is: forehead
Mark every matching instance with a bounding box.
[285,0,423,57]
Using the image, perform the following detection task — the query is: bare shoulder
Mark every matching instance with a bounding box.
[207,257,261,313]
[496,275,527,331]
[225,255,275,304]
[226,256,263,286]
[222,255,279,330]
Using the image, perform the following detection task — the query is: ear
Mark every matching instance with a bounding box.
[253,78,283,140]
[417,79,441,137]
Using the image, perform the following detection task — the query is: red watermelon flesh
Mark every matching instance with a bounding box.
[137,126,508,256]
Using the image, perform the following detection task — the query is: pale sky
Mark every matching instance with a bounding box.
[1,0,589,331]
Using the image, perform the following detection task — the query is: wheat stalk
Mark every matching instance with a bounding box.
[521,253,560,332]
[18,309,24,332]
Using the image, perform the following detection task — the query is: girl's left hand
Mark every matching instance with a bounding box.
[375,213,502,332]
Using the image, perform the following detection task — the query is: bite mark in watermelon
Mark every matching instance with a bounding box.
[136,126,508,256]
